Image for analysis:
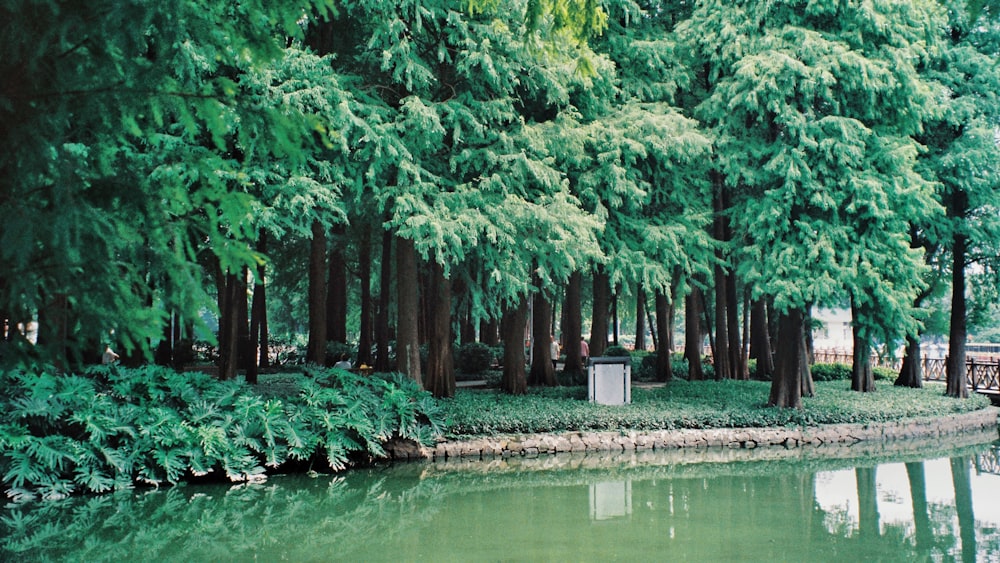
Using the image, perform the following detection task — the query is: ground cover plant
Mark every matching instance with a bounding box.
[0,366,442,501]
[438,380,993,437]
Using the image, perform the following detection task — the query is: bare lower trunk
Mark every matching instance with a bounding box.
[654,290,672,382]
[947,208,969,398]
[500,299,529,395]
[895,334,923,388]
[850,299,876,393]
[357,228,374,367]
[769,308,808,408]
[423,259,454,398]
[374,229,392,372]
[685,288,705,381]
[635,283,646,352]
[590,268,610,357]
[306,220,327,365]
[749,298,774,380]
[713,262,729,381]
[219,273,240,380]
[528,282,557,386]
[395,236,421,386]
[562,272,584,376]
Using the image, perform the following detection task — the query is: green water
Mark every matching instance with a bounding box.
[3,428,999,562]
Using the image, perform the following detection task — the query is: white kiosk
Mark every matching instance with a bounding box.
[587,356,631,405]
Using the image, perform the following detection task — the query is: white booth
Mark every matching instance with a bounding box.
[587,356,631,405]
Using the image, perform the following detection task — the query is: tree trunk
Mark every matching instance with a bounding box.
[326,226,348,345]
[395,236,422,386]
[947,199,969,397]
[850,298,876,393]
[562,271,584,376]
[906,462,932,553]
[306,220,328,365]
[219,273,240,380]
[951,456,978,563]
[357,228,374,367]
[654,290,673,382]
[685,288,705,381]
[480,318,499,347]
[855,467,880,539]
[374,229,392,372]
[236,266,251,371]
[248,234,268,384]
[155,308,174,366]
[749,298,774,380]
[528,285,557,386]
[712,170,732,381]
[590,267,610,357]
[713,263,730,381]
[611,286,619,346]
[726,267,744,379]
[769,308,808,408]
[635,283,646,352]
[500,298,529,395]
[895,333,923,388]
[423,259,454,398]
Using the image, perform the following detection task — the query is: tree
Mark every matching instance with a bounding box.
[0,0,338,367]
[915,2,1000,398]
[681,0,942,407]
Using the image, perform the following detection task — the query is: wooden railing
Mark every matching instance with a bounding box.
[978,444,1000,476]
[811,350,1000,392]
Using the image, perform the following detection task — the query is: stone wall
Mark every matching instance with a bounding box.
[384,407,999,461]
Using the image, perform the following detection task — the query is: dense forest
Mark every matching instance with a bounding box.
[2,0,1000,409]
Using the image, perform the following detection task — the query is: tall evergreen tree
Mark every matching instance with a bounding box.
[680,0,943,407]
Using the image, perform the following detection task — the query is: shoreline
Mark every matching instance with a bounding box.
[385,406,1000,461]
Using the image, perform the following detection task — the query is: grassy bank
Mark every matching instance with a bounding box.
[438,379,994,438]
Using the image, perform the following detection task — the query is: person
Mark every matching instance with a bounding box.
[102,345,120,365]
[580,338,590,366]
[550,335,559,370]
[333,353,353,370]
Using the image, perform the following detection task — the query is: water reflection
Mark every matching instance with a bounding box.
[2,429,998,562]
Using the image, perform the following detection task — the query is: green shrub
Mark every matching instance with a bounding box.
[0,365,442,501]
[634,352,692,381]
[456,342,493,375]
[325,341,354,366]
[873,366,896,381]
[811,362,851,381]
[604,345,632,358]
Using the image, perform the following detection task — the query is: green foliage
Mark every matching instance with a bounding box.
[873,367,896,382]
[0,366,441,501]
[440,380,991,437]
[455,343,494,375]
[604,345,631,357]
[810,363,852,382]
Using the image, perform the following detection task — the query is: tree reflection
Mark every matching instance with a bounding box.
[905,461,932,554]
[1,441,998,560]
[951,456,977,563]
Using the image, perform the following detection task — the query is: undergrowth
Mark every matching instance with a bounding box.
[0,365,441,502]
[438,380,992,437]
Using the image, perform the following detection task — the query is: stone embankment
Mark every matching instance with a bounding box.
[385,407,999,461]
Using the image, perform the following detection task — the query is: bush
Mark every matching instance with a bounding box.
[634,352,691,381]
[455,342,493,375]
[811,362,851,381]
[604,345,632,358]
[873,366,896,381]
[325,341,354,366]
[0,365,442,501]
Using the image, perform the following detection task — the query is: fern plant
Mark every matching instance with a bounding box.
[0,364,443,501]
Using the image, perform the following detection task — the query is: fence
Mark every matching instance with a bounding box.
[812,349,1000,392]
